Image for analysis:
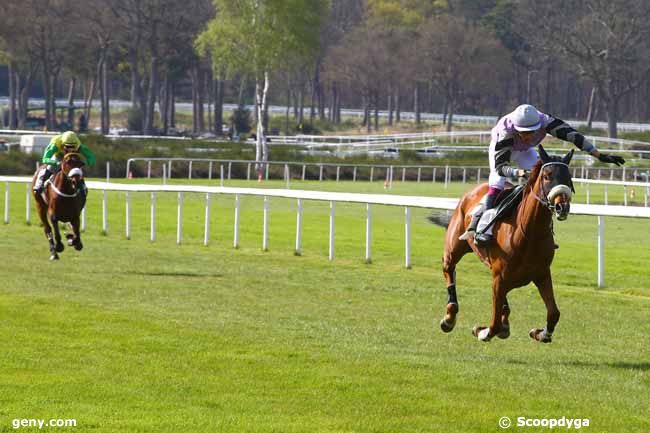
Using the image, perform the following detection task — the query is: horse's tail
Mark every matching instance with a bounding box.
[427,210,452,228]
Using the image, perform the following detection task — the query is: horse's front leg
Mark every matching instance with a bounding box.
[530,271,560,343]
[71,215,83,251]
[49,212,64,253]
[473,278,507,342]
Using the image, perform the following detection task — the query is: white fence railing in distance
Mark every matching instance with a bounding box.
[3,176,650,288]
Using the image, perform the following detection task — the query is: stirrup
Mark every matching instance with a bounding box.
[475,232,493,246]
[458,229,474,241]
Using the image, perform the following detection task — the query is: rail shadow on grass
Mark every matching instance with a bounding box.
[124,271,224,278]
[506,358,650,371]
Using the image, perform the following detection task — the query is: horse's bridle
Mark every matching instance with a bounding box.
[532,161,573,213]
[50,154,85,198]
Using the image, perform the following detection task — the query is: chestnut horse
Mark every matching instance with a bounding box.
[32,152,86,260]
[433,145,574,343]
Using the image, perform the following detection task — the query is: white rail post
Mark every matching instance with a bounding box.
[432,167,437,183]
[102,190,108,234]
[188,160,193,179]
[208,161,213,180]
[81,207,86,232]
[462,168,466,184]
[624,185,628,206]
[176,192,183,245]
[598,216,604,288]
[162,163,167,185]
[220,164,224,187]
[370,166,374,182]
[302,164,306,181]
[477,168,481,183]
[417,167,421,183]
[147,160,151,179]
[586,184,590,204]
[265,163,269,181]
[106,161,110,183]
[329,201,335,261]
[319,165,323,182]
[125,191,131,239]
[233,194,240,248]
[263,196,269,251]
[365,203,372,264]
[4,181,9,224]
[444,165,449,189]
[150,192,156,242]
[25,183,30,224]
[401,167,406,182]
[336,166,340,182]
[247,163,251,181]
[228,162,232,180]
[604,186,608,205]
[204,193,211,246]
[353,166,357,182]
[168,160,172,179]
[295,199,303,256]
[404,207,411,269]
[285,164,290,189]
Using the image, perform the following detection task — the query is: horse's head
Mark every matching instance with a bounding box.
[61,152,85,190]
[531,145,574,221]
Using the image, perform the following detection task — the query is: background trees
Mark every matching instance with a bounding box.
[2,0,650,138]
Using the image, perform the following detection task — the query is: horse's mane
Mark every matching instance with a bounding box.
[524,160,543,195]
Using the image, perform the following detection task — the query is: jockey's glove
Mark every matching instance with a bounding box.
[597,153,625,166]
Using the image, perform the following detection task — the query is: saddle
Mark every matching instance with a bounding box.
[476,185,525,235]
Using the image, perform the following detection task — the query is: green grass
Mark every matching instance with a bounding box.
[0,179,649,433]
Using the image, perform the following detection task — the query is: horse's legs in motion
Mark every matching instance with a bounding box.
[71,215,83,251]
[440,245,470,332]
[35,196,58,260]
[473,278,507,342]
[531,271,560,343]
[497,297,511,339]
[49,213,65,254]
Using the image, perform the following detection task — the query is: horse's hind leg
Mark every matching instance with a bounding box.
[530,271,560,343]
[440,240,471,333]
[473,278,507,342]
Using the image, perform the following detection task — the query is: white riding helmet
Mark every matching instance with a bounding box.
[511,104,541,132]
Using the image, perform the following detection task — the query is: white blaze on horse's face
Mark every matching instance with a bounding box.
[540,161,573,221]
[67,167,84,179]
[548,184,572,221]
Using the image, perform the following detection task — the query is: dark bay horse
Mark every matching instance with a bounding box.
[432,145,574,343]
[32,152,86,260]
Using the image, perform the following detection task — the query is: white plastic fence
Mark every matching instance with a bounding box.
[3,176,650,287]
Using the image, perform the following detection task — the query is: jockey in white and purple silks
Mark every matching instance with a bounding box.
[464,104,626,245]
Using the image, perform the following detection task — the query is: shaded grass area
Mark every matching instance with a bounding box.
[0,180,649,432]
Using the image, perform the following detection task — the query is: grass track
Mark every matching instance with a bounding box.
[0,179,649,432]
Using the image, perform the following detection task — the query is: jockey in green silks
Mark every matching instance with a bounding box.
[33,131,96,194]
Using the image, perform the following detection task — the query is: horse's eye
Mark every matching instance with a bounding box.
[543,174,551,181]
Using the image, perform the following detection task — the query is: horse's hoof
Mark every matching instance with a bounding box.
[440,317,456,333]
[497,324,510,339]
[67,238,75,246]
[529,328,552,343]
[74,241,83,251]
[49,254,59,261]
[56,243,64,253]
[472,326,492,342]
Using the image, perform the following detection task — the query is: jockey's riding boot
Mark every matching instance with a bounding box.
[474,193,497,247]
[459,212,481,241]
[33,168,51,194]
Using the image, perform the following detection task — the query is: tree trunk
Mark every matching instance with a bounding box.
[237,75,247,106]
[8,62,16,129]
[586,86,597,129]
[365,96,371,133]
[67,77,76,128]
[101,56,110,135]
[160,75,169,135]
[395,88,401,123]
[18,71,34,129]
[606,97,618,139]
[414,84,421,125]
[191,67,198,133]
[84,78,95,121]
[255,71,270,178]
[446,97,454,132]
[285,83,291,134]
[42,63,52,131]
[374,93,379,131]
[387,92,393,126]
[197,68,205,133]
[214,79,224,135]
[298,87,304,126]
[170,83,176,128]
[309,78,316,124]
[144,56,158,135]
